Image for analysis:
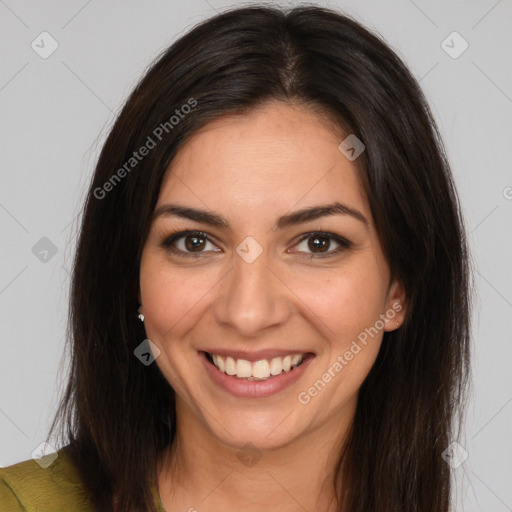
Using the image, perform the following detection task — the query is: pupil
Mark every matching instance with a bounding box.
[309,236,328,252]
[185,235,205,251]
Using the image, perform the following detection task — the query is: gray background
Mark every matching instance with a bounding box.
[1,1,511,510]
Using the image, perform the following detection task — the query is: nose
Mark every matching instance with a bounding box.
[212,247,292,337]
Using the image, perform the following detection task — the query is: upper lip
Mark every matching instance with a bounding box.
[200,348,315,362]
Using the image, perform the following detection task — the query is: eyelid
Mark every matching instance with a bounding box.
[293,231,350,246]
[160,230,220,256]
[290,231,351,258]
[160,229,352,258]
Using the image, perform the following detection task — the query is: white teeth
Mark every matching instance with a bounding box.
[291,354,302,366]
[225,356,236,375]
[236,359,252,378]
[213,354,225,372]
[252,359,271,379]
[270,357,282,376]
[209,352,306,380]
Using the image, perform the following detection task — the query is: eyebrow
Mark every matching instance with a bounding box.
[153,201,369,230]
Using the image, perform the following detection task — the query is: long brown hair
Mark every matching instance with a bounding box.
[48,5,472,511]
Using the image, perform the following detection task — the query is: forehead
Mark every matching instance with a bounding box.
[158,102,371,224]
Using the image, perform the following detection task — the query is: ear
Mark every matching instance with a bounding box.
[383,278,407,332]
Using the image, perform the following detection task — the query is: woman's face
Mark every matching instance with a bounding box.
[139,101,405,451]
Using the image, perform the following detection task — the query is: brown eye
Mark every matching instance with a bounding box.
[183,234,206,251]
[292,232,351,258]
[161,231,221,257]
[308,235,330,253]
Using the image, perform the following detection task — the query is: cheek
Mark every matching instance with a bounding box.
[295,271,387,408]
[138,261,218,397]
[291,263,387,392]
[139,261,218,340]
[292,264,387,340]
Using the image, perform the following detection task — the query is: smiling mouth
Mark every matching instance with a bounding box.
[202,351,315,381]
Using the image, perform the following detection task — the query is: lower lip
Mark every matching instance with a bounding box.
[199,351,315,398]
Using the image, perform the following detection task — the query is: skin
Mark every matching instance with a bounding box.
[138,101,407,511]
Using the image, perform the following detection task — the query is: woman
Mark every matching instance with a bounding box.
[0,5,472,511]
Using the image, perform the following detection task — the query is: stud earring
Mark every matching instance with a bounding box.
[138,312,145,322]
[396,319,400,326]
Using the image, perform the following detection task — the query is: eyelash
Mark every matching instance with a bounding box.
[159,230,352,259]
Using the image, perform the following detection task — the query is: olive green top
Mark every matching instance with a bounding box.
[0,448,166,511]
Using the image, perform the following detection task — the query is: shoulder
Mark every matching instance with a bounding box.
[0,446,93,512]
